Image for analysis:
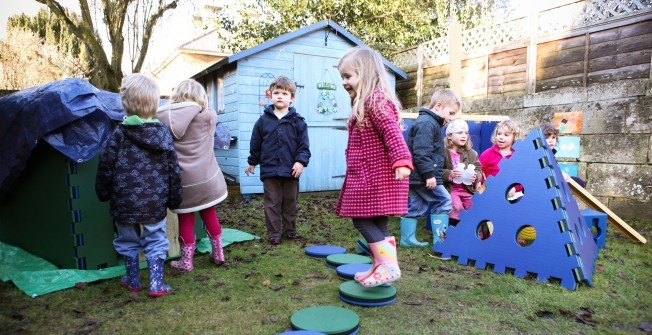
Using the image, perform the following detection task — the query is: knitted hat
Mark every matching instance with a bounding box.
[446,118,469,134]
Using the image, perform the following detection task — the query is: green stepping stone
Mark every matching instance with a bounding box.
[325,253,371,269]
[338,280,397,307]
[290,306,359,335]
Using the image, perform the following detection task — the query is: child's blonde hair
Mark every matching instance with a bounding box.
[171,79,208,109]
[445,119,473,150]
[428,88,461,110]
[491,119,521,144]
[338,46,401,125]
[120,73,160,119]
[269,75,296,97]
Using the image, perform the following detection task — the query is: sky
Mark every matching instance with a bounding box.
[0,0,202,71]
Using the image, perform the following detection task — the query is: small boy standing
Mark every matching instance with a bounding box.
[245,76,311,245]
[402,88,460,247]
[96,74,182,297]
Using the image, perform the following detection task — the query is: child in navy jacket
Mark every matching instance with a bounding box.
[245,76,311,244]
[96,74,182,297]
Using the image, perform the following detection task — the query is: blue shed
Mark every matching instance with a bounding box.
[193,20,407,194]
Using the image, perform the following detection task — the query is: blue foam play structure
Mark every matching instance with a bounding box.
[433,129,598,290]
[581,209,608,250]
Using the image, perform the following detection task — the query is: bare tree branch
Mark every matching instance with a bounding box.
[133,0,178,72]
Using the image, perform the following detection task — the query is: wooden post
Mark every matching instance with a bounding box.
[526,9,539,94]
[449,17,462,102]
[583,32,590,87]
[416,44,424,107]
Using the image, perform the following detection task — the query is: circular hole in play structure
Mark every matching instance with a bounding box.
[590,225,599,237]
[476,220,494,240]
[505,183,525,204]
[516,225,536,247]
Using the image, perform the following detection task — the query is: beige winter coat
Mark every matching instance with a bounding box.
[156,102,227,213]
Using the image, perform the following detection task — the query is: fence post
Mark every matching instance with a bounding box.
[449,17,463,100]
[526,9,539,94]
[416,44,424,107]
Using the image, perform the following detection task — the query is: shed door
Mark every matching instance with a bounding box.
[293,54,349,192]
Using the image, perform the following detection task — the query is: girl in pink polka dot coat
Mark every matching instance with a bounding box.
[336,47,413,287]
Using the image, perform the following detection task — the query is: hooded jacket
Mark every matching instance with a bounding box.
[407,107,446,185]
[156,102,228,213]
[248,105,311,180]
[95,116,182,225]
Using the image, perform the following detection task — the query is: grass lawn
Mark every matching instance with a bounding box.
[1,192,650,334]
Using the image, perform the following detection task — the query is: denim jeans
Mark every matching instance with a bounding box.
[407,184,452,218]
[114,218,169,260]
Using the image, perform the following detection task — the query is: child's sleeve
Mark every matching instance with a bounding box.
[442,149,453,183]
[470,150,483,183]
[95,133,118,202]
[366,94,413,169]
[294,119,311,167]
[247,118,263,166]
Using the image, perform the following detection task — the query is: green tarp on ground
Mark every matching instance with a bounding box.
[0,228,257,297]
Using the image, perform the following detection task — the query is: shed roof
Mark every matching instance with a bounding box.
[192,20,407,79]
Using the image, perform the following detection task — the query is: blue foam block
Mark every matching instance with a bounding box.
[434,129,598,290]
[581,209,608,250]
[336,263,373,280]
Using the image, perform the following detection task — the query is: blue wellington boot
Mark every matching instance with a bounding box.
[431,214,449,247]
[147,256,171,297]
[120,255,141,292]
[400,217,429,247]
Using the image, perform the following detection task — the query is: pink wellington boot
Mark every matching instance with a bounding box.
[209,233,225,266]
[170,237,195,272]
[356,236,401,287]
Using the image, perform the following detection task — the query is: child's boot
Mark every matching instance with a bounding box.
[147,256,171,297]
[170,237,195,272]
[357,236,401,287]
[400,217,428,247]
[431,214,449,246]
[120,255,141,291]
[208,233,225,266]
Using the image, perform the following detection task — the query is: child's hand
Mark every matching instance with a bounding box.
[471,174,477,183]
[507,187,516,198]
[245,165,255,175]
[394,167,410,180]
[450,169,462,179]
[425,177,437,190]
[292,162,304,178]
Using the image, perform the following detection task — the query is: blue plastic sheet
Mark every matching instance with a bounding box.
[0,78,125,201]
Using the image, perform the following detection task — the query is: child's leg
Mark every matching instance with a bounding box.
[141,218,171,297]
[449,188,465,220]
[200,207,225,265]
[199,206,222,237]
[430,185,452,215]
[353,218,387,243]
[171,212,196,271]
[263,178,283,242]
[113,223,142,291]
[177,212,196,244]
[280,178,300,238]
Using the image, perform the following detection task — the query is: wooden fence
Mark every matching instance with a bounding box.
[392,0,652,108]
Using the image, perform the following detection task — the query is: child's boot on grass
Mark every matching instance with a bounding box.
[209,233,225,266]
[357,236,400,287]
[120,255,141,291]
[431,214,449,246]
[170,237,195,272]
[147,256,171,297]
[400,217,428,247]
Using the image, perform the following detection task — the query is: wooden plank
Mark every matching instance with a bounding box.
[589,33,652,59]
[588,50,652,72]
[587,63,650,84]
[488,82,527,95]
[590,20,652,44]
[423,64,450,76]
[536,61,584,81]
[567,178,646,244]
[537,35,586,55]
[536,74,584,91]
[488,73,527,86]
[537,45,586,68]
[488,64,528,77]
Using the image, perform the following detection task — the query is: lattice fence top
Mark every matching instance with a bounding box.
[392,0,652,69]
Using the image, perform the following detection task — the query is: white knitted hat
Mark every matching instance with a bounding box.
[446,118,469,134]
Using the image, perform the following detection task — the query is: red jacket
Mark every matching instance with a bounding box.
[336,90,413,218]
[478,144,514,179]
